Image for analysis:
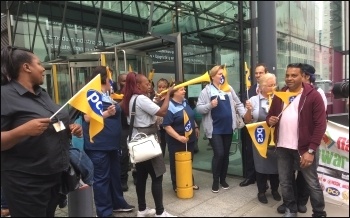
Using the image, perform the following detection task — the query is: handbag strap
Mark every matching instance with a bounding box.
[128,95,139,143]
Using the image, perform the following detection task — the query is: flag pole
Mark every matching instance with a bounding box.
[186,142,188,152]
[50,74,100,120]
[50,101,70,120]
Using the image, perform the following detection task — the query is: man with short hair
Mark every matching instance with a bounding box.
[240,64,268,187]
[267,63,327,217]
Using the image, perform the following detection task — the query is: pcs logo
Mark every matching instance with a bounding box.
[326,187,340,196]
[289,96,296,104]
[87,90,103,116]
[185,121,192,132]
[255,126,266,144]
[220,75,226,85]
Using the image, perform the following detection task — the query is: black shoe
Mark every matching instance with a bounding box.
[239,178,255,187]
[122,183,129,192]
[257,193,268,204]
[212,182,219,193]
[277,203,286,214]
[58,198,68,209]
[220,181,229,190]
[58,194,68,208]
[298,204,307,213]
[271,190,281,201]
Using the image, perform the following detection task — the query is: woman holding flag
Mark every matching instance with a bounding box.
[1,46,83,217]
[82,66,134,217]
[162,82,200,193]
[243,73,281,204]
[196,65,245,193]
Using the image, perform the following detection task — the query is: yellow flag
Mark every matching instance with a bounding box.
[68,74,104,143]
[273,91,300,106]
[244,62,251,90]
[184,110,193,138]
[246,121,271,158]
[106,66,114,88]
[128,64,133,72]
[148,69,155,81]
[220,65,230,92]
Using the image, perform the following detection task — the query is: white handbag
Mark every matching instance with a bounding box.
[128,133,162,164]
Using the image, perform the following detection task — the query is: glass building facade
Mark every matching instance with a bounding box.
[1,1,348,176]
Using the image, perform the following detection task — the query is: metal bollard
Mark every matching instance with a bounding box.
[175,151,193,199]
[68,186,94,217]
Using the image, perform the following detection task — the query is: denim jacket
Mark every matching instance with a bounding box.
[69,147,94,186]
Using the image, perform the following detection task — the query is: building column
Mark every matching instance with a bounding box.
[257,1,277,74]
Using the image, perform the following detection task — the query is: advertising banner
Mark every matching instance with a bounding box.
[318,121,349,205]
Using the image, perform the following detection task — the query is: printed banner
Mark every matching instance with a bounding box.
[317,121,349,205]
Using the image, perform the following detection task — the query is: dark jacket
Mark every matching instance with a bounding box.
[266,83,327,155]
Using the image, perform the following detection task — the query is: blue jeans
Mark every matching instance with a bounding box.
[69,147,94,186]
[209,134,232,183]
[276,147,326,216]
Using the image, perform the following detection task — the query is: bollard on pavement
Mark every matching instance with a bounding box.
[68,186,94,217]
[175,151,193,199]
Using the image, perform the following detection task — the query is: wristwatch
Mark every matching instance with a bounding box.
[308,148,315,155]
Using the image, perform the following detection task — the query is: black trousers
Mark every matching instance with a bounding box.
[159,128,167,157]
[120,128,130,184]
[256,172,279,193]
[1,170,61,217]
[209,134,232,183]
[241,127,256,180]
[135,160,164,215]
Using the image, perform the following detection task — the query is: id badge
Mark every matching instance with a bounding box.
[53,120,66,132]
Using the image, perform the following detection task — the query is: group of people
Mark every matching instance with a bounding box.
[1,45,328,218]
[240,63,328,217]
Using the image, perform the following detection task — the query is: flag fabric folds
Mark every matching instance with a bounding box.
[128,64,133,72]
[148,69,155,81]
[106,66,114,88]
[244,62,251,90]
[273,91,300,106]
[68,74,104,143]
[246,121,271,158]
[220,65,230,92]
[183,110,193,138]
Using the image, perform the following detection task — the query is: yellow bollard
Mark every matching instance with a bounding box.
[175,151,193,199]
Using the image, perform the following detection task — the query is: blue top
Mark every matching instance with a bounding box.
[162,99,196,145]
[83,93,121,150]
[209,84,233,134]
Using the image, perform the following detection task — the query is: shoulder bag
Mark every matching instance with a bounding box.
[127,96,162,163]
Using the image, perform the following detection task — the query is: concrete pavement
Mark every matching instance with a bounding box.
[55,164,349,217]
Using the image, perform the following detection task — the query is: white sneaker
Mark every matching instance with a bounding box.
[155,210,177,217]
[137,207,156,217]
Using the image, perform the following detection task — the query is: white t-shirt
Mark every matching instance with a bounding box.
[277,92,302,150]
[128,94,160,137]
